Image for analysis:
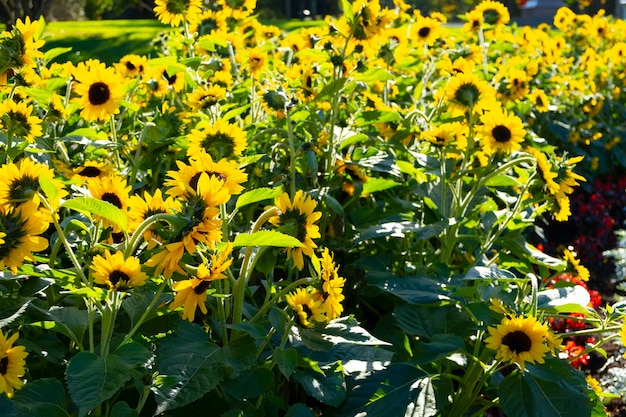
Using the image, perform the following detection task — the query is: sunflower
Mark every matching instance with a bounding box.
[473,0,510,26]
[165,152,247,199]
[145,240,187,278]
[87,175,132,228]
[0,201,50,274]
[484,314,555,370]
[12,16,45,68]
[0,157,67,209]
[185,84,227,112]
[186,119,247,160]
[169,243,233,322]
[115,54,148,78]
[244,47,268,76]
[72,62,125,122]
[285,287,327,328]
[411,16,442,48]
[563,248,590,282]
[0,99,43,143]
[0,330,28,398]
[422,121,467,150]
[529,89,550,113]
[462,9,484,33]
[443,71,496,116]
[91,250,148,291]
[154,0,203,27]
[319,248,345,321]
[269,191,322,270]
[478,107,526,155]
[128,189,182,249]
[67,160,117,183]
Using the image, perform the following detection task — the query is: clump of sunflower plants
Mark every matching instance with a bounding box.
[2,0,626,416]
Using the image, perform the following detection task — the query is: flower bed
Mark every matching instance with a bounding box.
[1,0,626,416]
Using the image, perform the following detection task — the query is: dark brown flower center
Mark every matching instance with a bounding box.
[88,82,111,106]
[0,356,8,375]
[79,166,103,177]
[109,270,130,286]
[102,192,123,209]
[418,27,431,39]
[492,125,512,143]
[194,279,212,294]
[501,330,532,354]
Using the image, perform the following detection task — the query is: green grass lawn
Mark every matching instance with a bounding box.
[40,18,324,65]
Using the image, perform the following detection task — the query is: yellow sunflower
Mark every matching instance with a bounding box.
[529,89,550,113]
[165,152,247,199]
[154,0,203,27]
[462,9,484,33]
[474,0,510,26]
[169,243,233,322]
[67,160,117,183]
[0,330,28,398]
[411,16,442,48]
[0,99,43,143]
[269,191,322,270]
[319,248,345,322]
[115,54,148,78]
[185,84,227,112]
[87,175,132,229]
[478,107,526,155]
[443,71,496,116]
[0,157,67,209]
[422,121,467,150]
[186,119,247,160]
[91,250,148,291]
[484,314,555,370]
[128,189,182,249]
[563,248,590,282]
[72,62,125,122]
[286,287,327,328]
[0,201,50,274]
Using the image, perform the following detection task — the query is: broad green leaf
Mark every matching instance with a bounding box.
[63,128,109,141]
[0,298,31,328]
[332,364,428,416]
[121,286,171,330]
[223,367,274,399]
[353,68,395,82]
[285,403,315,417]
[223,333,257,376]
[110,401,138,417]
[484,174,521,187]
[66,352,133,417]
[500,362,591,417]
[275,347,298,379]
[367,271,450,303]
[357,221,445,242]
[414,335,465,365]
[362,178,399,195]
[43,46,73,63]
[536,286,591,312]
[61,197,128,230]
[47,306,89,347]
[461,266,518,280]
[11,378,69,417]
[113,343,153,368]
[235,187,282,209]
[232,230,304,248]
[408,377,438,417]
[153,321,227,414]
[298,316,392,351]
[394,304,471,340]
[293,362,346,407]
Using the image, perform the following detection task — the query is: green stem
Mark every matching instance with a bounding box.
[128,122,153,187]
[449,351,493,417]
[109,116,123,172]
[232,207,279,325]
[124,213,183,258]
[214,279,229,344]
[248,277,314,325]
[286,108,297,197]
[118,278,168,348]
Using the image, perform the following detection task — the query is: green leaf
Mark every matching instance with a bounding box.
[275,348,298,379]
[537,286,592,312]
[223,367,274,399]
[61,197,128,230]
[367,271,450,303]
[500,363,591,417]
[46,306,89,347]
[394,304,471,340]
[414,335,465,365]
[332,364,429,416]
[285,403,315,417]
[461,266,517,280]
[235,187,282,209]
[223,333,257,376]
[66,352,133,417]
[232,230,304,248]
[11,378,70,417]
[298,316,392,351]
[293,362,346,407]
[113,343,153,368]
[153,321,227,414]
[110,401,138,417]
[362,178,399,195]
[121,287,171,330]
[357,221,445,242]
[43,46,73,63]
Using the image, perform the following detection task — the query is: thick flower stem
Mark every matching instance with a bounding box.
[449,352,492,417]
